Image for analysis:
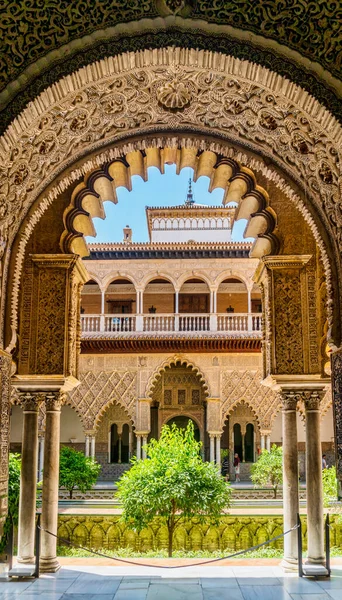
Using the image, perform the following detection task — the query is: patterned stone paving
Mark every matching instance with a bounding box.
[0,564,342,599]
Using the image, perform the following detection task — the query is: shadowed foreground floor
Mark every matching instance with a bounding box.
[1,564,342,599]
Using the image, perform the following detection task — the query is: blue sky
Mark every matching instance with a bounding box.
[87,164,250,243]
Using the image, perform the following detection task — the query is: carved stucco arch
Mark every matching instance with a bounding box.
[178,272,212,291]
[3,47,340,347]
[222,398,262,430]
[61,147,277,259]
[221,370,282,431]
[145,354,210,400]
[93,397,134,433]
[162,411,203,437]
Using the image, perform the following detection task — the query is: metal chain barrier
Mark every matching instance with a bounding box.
[38,523,299,569]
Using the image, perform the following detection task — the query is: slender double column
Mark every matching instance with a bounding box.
[281,391,299,569]
[304,390,325,564]
[40,392,62,573]
[17,392,42,563]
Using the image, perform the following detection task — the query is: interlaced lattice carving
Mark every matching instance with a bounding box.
[66,370,136,430]
[221,370,281,430]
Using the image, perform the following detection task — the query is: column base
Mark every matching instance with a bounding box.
[39,557,61,573]
[16,556,35,564]
[280,557,298,572]
[305,557,326,565]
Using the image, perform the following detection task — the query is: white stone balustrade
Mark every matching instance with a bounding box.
[81,313,262,336]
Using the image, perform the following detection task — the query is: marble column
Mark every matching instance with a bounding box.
[84,435,90,457]
[18,393,42,563]
[136,435,141,460]
[118,435,122,464]
[40,393,62,573]
[266,434,271,452]
[209,435,215,462]
[281,392,299,569]
[260,434,265,450]
[142,435,148,459]
[38,434,45,482]
[90,435,95,460]
[305,391,325,564]
[242,433,245,462]
[215,435,221,465]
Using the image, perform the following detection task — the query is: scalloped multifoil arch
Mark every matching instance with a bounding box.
[7,135,334,353]
[93,398,134,433]
[222,398,262,429]
[2,47,341,346]
[145,355,210,400]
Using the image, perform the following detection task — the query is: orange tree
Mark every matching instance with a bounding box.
[117,422,231,557]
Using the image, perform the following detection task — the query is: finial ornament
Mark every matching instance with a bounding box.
[185,178,195,206]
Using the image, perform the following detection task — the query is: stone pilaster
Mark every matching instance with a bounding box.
[17,392,43,563]
[17,254,88,382]
[303,389,325,565]
[0,350,12,540]
[281,391,300,569]
[40,392,62,573]
[254,255,317,378]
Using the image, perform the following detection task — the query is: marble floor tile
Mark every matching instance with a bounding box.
[290,595,333,600]
[60,595,114,600]
[64,574,121,595]
[325,591,342,600]
[236,577,282,586]
[239,585,292,600]
[21,578,74,592]
[200,577,239,588]
[281,578,325,593]
[317,579,342,589]
[114,590,148,600]
[202,587,244,600]
[1,595,64,600]
[146,582,203,600]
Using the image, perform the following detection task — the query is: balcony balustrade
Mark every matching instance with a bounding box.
[81,313,262,336]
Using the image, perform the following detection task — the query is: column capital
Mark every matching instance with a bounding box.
[19,391,44,411]
[302,389,325,411]
[45,392,63,412]
[260,429,272,436]
[281,390,300,411]
[84,430,96,437]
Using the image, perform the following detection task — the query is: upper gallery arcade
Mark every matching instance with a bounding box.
[1,0,342,574]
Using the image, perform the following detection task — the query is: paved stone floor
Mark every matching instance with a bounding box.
[1,565,342,599]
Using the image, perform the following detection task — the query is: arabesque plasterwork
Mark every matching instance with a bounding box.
[221,370,282,430]
[1,48,340,347]
[66,370,136,431]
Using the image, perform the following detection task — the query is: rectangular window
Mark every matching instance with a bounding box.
[178,389,186,405]
[164,389,172,405]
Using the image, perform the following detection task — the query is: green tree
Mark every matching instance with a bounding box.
[59,446,101,499]
[0,453,21,553]
[250,445,283,499]
[117,422,231,557]
[322,465,338,508]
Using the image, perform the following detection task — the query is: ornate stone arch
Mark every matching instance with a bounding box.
[93,397,134,433]
[214,271,252,290]
[221,370,282,430]
[223,398,262,430]
[145,355,210,399]
[162,411,203,435]
[3,47,341,348]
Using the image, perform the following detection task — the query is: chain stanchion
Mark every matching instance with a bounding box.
[37,522,299,570]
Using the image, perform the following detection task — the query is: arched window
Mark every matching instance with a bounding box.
[245,423,254,462]
[233,423,242,460]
